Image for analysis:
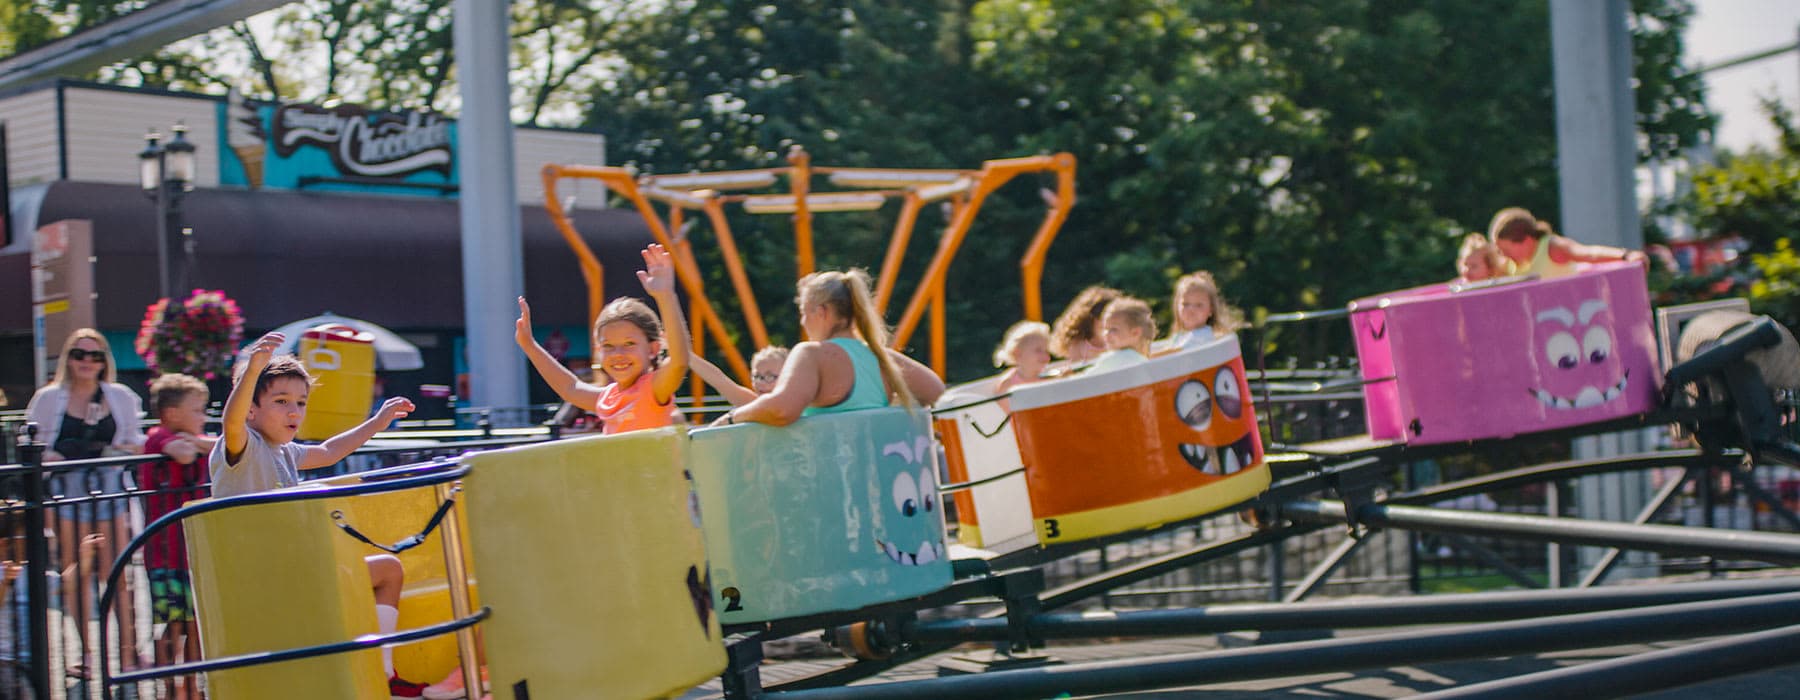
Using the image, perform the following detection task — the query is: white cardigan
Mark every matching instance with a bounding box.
[22,382,147,455]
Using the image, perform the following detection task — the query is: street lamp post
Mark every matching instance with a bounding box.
[139,123,196,302]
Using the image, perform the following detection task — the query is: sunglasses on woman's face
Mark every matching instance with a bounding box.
[67,349,107,363]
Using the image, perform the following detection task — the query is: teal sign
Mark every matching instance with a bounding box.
[216,95,460,197]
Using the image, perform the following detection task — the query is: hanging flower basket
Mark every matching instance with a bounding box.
[136,289,246,380]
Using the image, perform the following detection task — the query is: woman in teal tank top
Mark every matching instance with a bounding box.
[713,269,945,426]
[803,338,889,415]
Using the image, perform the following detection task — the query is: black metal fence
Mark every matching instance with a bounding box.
[0,411,556,700]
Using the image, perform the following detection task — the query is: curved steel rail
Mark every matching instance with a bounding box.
[97,460,474,693]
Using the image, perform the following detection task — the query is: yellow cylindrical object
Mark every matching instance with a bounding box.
[309,473,477,684]
[187,497,387,699]
[297,324,376,440]
[187,474,479,698]
[463,428,724,699]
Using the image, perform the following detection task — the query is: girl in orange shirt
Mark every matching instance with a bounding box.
[515,244,690,434]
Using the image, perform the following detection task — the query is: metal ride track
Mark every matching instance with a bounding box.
[714,394,1800,698]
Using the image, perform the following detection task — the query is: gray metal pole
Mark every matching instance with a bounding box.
[1414,622,1800,699]
[905,576,1800,643]
[1282,500,1800,565]
[18,426,49,700]
[452,0,528,419]
[1550,0,1641,248]
[155,149,171,300]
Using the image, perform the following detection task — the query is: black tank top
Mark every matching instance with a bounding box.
[53,388,117,460]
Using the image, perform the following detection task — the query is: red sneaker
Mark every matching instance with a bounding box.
[390,674,430,699]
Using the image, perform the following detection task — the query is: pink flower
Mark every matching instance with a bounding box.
[138,290,245,378]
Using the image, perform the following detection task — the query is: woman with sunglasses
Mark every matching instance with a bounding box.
[23,327,147,676]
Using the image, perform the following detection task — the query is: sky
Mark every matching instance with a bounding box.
[1685,0,1800,152]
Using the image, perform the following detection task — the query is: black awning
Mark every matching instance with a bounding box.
[2,180,657,333]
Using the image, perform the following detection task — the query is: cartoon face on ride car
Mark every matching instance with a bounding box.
[874,435,946,567]
[1530,298,1629,411]
[1168,362,1261,475]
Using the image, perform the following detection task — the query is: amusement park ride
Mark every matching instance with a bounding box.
[77,150,1800,700]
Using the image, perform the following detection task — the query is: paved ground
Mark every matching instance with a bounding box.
[676,617,1800,699]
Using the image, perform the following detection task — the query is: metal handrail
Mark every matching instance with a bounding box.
[96,461,474,691]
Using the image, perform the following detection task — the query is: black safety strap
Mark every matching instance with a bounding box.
[330,489,460,554]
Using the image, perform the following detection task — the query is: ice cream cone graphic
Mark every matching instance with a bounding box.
[233,144,265,187]
[226,89,267,188]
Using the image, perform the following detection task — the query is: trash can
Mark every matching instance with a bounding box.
[298,324,376,441]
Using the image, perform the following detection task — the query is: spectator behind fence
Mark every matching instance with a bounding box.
[140,373,214,700]
[21,328,145,676]
[0,510,104,698]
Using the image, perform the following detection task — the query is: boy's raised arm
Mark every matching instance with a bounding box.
[219,333,283,466]
[301,397,415,470]
[642,244,691,406]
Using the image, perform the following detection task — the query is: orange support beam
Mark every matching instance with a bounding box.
[549,151,1072,383]
[788,146,815,278]
[874,192,923,314]
[1020,153,1077,322]
[540,165,607,326]
[703,198,770,355]
[893,155,1051,350]
[929,281,947,377]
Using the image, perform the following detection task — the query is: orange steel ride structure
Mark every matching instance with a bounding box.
[540,148,1077,404]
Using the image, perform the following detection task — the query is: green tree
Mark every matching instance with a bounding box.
[1690,100,1800,255]
[588,0,1712,379]
[1749,239,1800,330]
[0,0,609,119]
[1688,100,1800,329]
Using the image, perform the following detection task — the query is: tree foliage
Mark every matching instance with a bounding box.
[1690,100,1800,255]
[0,0,1716,379]
[0,0,608,122]
[1690,100,1800,329]
[588,0,1711,378]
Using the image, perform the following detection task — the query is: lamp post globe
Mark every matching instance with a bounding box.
[138,123,197,302]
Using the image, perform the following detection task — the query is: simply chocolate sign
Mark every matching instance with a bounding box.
[271,103,454,178]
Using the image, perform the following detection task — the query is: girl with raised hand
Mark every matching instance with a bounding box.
[515,244,690,434]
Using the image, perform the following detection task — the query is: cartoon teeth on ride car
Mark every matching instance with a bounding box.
[1172,365,1259,475]
[1531,299,1629,410]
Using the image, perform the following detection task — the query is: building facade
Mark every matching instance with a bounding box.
[0,80,654,415]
